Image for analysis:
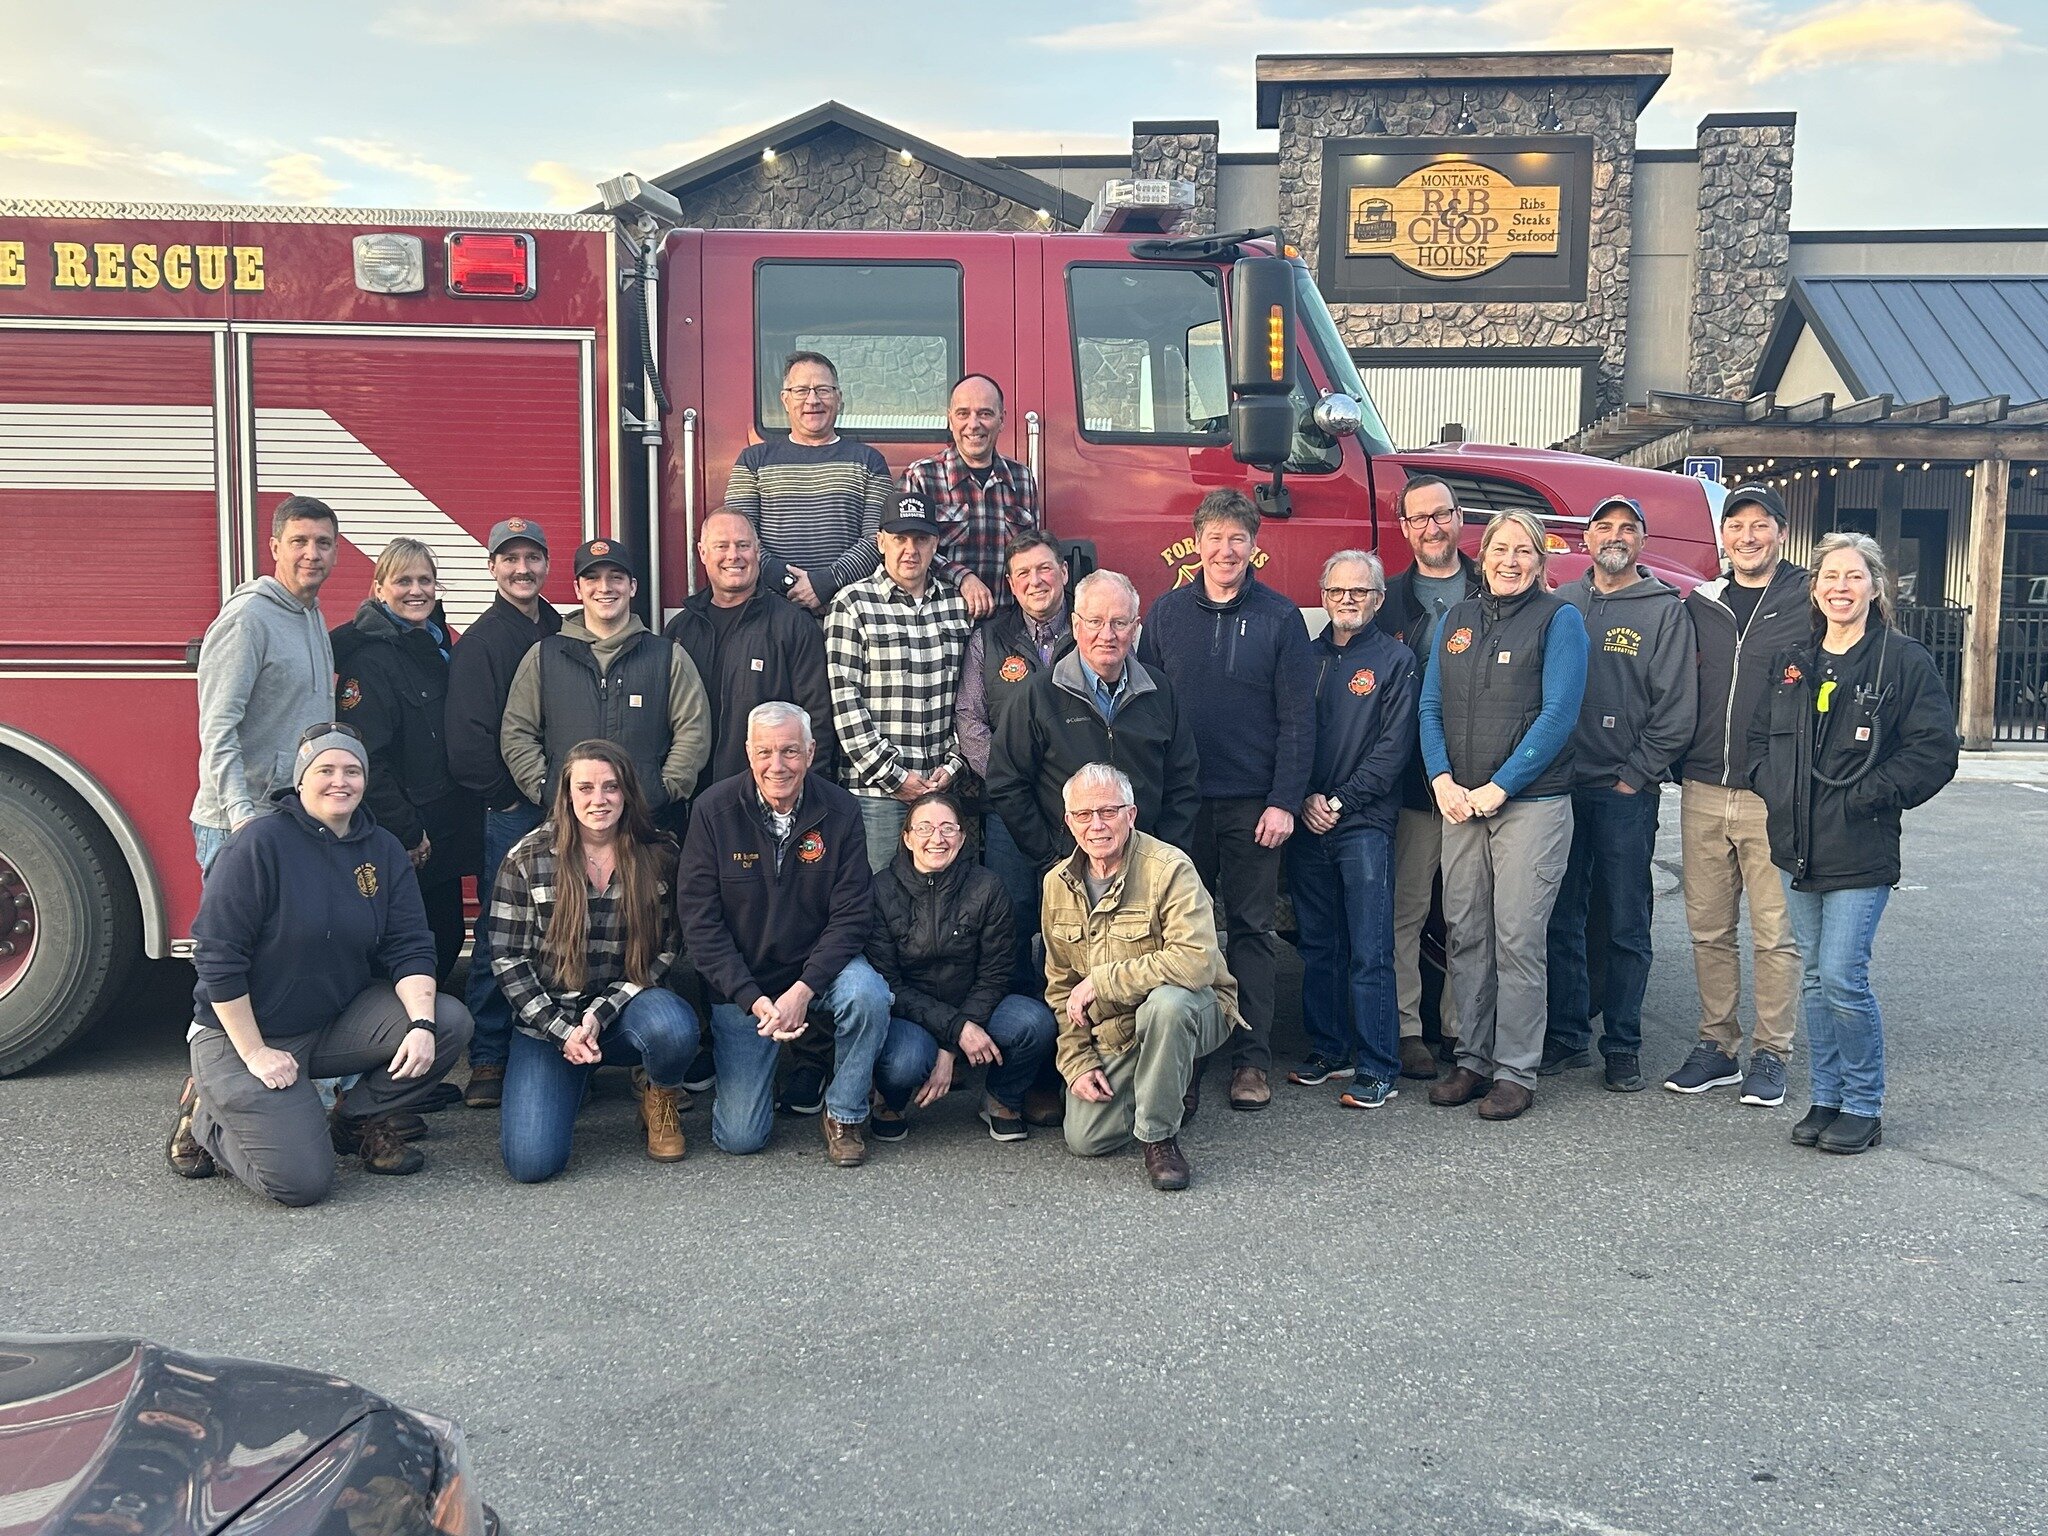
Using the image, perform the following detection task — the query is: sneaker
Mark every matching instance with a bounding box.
[165,1076,216,1180]
[462,1064,504,1109]
[1663,1043,1743,1094]
[1603,1053,1644,1093]
[980,1101,1029,1142]
[868,1103,908,1142]
[681,1047,717,1095]
[1739,1049,1788,1107]
[1538,1043,1596,1076]
[1338,1077,1397,1110]
[1287,1054,1356,1086]
[1399,1037,1440,1081]
[777,1064,826,1117]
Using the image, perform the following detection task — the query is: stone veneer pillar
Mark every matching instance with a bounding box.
[1688,111,1796,396]
[1131,119,1219,235]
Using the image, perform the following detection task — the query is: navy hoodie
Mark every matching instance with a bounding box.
[191,789,436,1038]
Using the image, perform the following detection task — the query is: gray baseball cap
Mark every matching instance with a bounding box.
[487,517,549,555]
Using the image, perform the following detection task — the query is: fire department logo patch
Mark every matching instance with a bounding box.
[1445,627,1474,655]
[999,655,1030,683]
[506,517,528,532]
[589,539,610,556]
[1349,668,1377,696]
[796,831,825,864]
[354,863,378,898]
[1782,663,1804,685]
[338,678,361,710]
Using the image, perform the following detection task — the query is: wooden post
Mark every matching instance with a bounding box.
[1958,455,2010,749]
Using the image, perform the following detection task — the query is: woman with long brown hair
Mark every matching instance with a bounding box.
[489,739,699,1180]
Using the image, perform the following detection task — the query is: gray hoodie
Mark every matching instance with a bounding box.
[1558,567,1698,792]
[191,576,336,830]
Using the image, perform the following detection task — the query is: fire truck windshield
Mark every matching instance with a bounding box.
[1292,263,1393,456]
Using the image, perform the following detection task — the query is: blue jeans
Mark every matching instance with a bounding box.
[858,797,908,872]
[980,809,1043,997]
[1545,785,1661,1059]
[193,822,230,876]
[466,801,547,1069]
[1780,879,1891,1117]
[1286,823,1399,1085]
[499,986,701,1183]
[706,955,892,1151]
[873,993,1057,1114]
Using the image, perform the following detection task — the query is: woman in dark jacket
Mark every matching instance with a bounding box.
[1746,532,1957,1155]
[332,537,482,980]
[867,792,1056,1143]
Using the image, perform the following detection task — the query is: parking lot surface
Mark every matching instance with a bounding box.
[4,782,2044,1535]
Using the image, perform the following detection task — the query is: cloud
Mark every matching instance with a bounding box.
[377,0,720,44]
[317,137,474,204]
[527,159,600,209]
[0,113,236,200]
[1753,0,2017,76]
[1034,0,1451,52]
[260,152,342,204]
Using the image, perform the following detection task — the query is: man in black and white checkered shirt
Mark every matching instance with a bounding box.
[825,491,974,870]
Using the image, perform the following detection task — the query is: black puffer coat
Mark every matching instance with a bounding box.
[865,848,1015,1049]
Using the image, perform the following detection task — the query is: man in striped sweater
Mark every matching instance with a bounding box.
[725,351,894,614]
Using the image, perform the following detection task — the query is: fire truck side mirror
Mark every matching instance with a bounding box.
[1226,258,1296,397]
[1230,397,1297,468]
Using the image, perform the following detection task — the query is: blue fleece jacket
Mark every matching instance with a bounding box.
[191,790,436,1038]
[1419,604,1589,798]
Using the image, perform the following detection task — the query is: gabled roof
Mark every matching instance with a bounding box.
[1756,276,2048,405]
[644,101,1092,228]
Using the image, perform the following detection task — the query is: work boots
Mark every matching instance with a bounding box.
[822,1114,868,1168]
[633,1068,687,1163]
[329,1109,424,1175]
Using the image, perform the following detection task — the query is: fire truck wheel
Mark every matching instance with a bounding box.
[0,766,138,1077]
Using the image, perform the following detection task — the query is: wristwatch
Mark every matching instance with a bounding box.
[408,1018,437,1033]
[1326,796,1345,816]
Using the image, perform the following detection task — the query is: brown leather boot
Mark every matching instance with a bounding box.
[330,1111,425,1175]
[1476,1081,1534,1121]
[1429,1065,1492,1106]
[821,1114,867,1168]
[1141,1137,1192,1191]
[463,1063,504,1108]
[166,1076,215,1179]
[636,1072,687,1163]
[1228,1065,1271,1111]
[1399,1037,1441,1081]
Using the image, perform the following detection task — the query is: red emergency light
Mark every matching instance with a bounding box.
[445,232,535,298]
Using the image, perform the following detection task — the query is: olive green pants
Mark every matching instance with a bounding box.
[1063,985,1236,1154]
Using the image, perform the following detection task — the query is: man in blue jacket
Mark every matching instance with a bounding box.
[1284,552,1417,1108]
[1137,490,1317,1111]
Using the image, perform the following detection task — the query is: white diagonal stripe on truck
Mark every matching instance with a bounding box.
[0,404,216,489]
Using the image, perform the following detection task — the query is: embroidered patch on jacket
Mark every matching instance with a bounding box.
[338,678,362,710]
[354,863,379,898]
[1603,626,1643,657]
[999,655,1030,683]
[1349,668,1376,696]
[1445,626,1473,655]
[1782,663,1803,685]
[796,831,825,864]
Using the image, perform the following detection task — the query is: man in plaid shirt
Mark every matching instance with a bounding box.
[825,491,974,870]
[899,375,1040,620]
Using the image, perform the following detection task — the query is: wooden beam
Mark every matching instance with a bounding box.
[1889,396,1952,423]
[1612,426,1693,470]
[1828,395,1895,424]
[1945,395,2011,424]
[1783,393,1836,423]
[1647,391,1749,423]
[1683,424,2048,460]
[1959,455,2010,749]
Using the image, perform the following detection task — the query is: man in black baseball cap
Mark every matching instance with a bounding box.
[572,537,637,580]
[877,490,943,540]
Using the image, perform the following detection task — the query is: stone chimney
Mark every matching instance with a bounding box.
[1688,111,1796,396]
[1131,119,1218,234]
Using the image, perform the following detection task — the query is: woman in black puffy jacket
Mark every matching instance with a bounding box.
[867,792,1056,1143]
[331,537,482,980]
[1746,532,1957,1156]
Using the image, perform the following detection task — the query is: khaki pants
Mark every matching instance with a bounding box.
[1679,780,1799,1058]
[1064,986,1236,1153]
[1394,807,1454,1041]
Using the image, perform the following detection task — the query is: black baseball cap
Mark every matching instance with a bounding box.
[878,490,942,539]
[487,517,548,555]
[572,538,636,578]
[1722,484,1789,527]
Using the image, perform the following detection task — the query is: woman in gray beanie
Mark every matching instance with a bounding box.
[165,722,474,1204]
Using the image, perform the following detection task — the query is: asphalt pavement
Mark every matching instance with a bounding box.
[3,780,2044,1535]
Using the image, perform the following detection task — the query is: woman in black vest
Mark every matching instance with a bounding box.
[331,537,481,981]
[1745,533,1956,1155]
[1417,510,1589,1121]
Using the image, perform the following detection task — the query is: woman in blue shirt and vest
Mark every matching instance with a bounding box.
[1419,510,1589,1121]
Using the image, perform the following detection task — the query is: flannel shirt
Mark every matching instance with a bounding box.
[486,827,679,1043]
[899,447,1040,603]
[824,572,973,797]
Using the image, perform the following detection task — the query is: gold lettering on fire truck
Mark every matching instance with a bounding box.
[0,242,24,287]
[1158,537,1271,589]
[38,240,266,292]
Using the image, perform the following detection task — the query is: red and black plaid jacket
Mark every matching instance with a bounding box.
[899,447,1041,604]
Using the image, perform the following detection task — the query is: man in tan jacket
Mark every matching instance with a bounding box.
[1044,763,1243,1190]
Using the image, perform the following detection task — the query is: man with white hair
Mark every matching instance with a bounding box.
[1044,763,1243,1191]
[986,569,1199,873]
[675,701,891,1168]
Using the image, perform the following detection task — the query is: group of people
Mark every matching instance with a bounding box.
[165,350,1960,1208]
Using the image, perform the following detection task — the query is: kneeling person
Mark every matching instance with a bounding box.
[868,792,1056,1143]
[1047,764,1243,1191]
[172,725,473,1206]
[491,741,699,1181]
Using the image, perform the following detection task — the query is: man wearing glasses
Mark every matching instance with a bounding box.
[1045,764,1244,1191]
[1378,475,1481,1082]
[985,570,1200,875]
[1284,551,1418,1110]
[726,351,893,614]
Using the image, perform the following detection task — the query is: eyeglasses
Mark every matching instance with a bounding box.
[1401,509,1459,528]
[1073,615,1137,635]
[1322,586,1384,601]
[781,385,840,399]
[909,821,962,840]
[1065,805,1132,824]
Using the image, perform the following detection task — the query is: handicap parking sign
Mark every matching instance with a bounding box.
[1684,456,1723,483]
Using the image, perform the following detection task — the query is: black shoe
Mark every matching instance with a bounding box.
[1791,1106,1841,1147]
[777,1064,826,1117]
[1817,1112,1882,1155]
[416,1082,463,1113]
[979,1103,1029,1142]
[1538,1043,1596,1076]
[1603,1053,1644,1093]
[681,1047,717,1094]
[868,1105,908,1142]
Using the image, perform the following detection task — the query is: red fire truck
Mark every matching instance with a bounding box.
[0,192,1721,1074]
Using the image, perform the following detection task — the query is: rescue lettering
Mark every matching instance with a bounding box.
[0,241,24,287]
[44,241,266,293]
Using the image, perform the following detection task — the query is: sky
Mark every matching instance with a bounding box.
[1,0,2041,229]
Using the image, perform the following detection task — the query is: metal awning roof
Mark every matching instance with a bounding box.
[1756,276,2048,404]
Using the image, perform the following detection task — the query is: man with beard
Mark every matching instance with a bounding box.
[1542,495,1697,1092]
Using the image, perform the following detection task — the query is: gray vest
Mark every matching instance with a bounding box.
[537,632,674,810]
